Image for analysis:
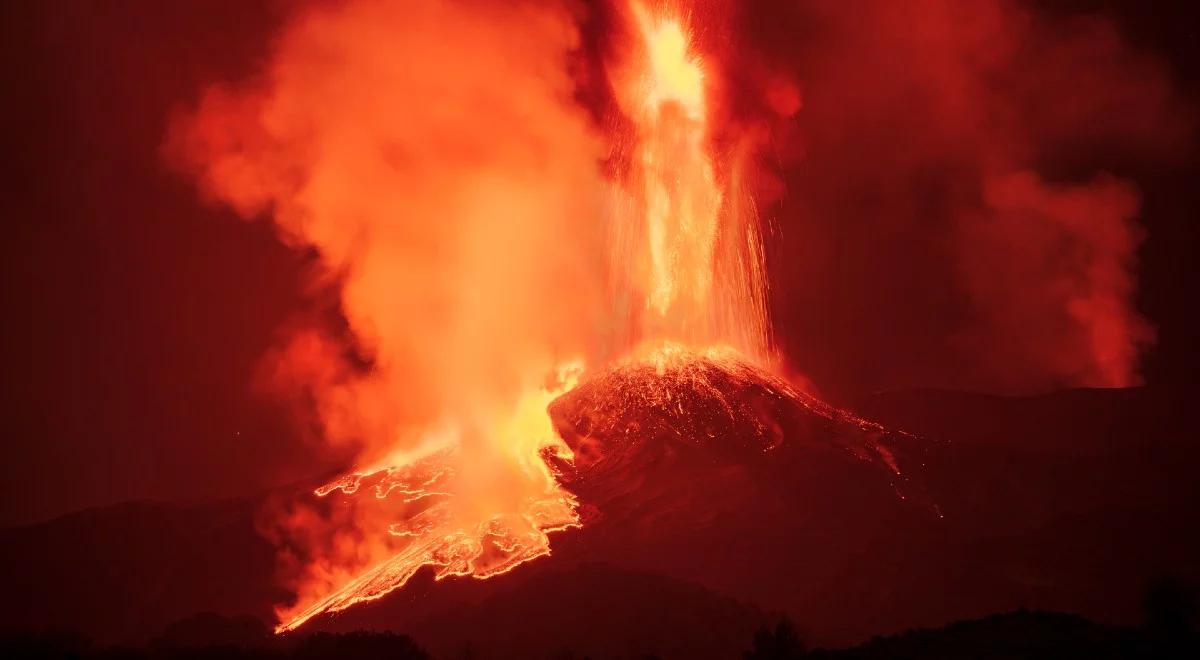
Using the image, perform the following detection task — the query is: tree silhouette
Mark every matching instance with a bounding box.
[745,619,806,659]
[1143,577,1198,659]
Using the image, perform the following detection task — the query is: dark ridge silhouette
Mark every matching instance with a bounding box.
[746,619,807,659]
[1144,577,1199,654]
[0,498,282,643]
[807,609,1195,660]
[392,562,769,659]
[1,387,1196,649]
[0,623,429,660]
[156,612,273,650]
[4,608,1196,660]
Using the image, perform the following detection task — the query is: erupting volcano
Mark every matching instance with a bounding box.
[7,0,1200,656]
[172,0,923,634]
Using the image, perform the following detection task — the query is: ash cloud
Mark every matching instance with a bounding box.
[166,0,612,618]
[737,0,1192,394]
[167,0,610,460]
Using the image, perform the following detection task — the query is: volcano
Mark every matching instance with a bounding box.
[255,346,949,650]
[130,0,1200,651]
[4,385,1198,655]
[546,346,927,505]
[272,346,940,633]
[278,357,1198,652]
[535,347,945,641]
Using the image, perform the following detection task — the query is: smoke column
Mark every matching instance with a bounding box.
[749,0,1191,394]
[169,0,613,626]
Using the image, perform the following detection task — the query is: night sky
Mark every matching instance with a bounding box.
[2,0,1197,527]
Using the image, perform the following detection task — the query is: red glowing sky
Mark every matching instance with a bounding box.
[1,0,1198,527]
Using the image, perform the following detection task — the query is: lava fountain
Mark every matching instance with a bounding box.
[605,2,772,360]
[171,0,914,634]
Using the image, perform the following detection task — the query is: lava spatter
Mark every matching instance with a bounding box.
[546,344,929,510]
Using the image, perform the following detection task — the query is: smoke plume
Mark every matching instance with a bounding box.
[746,0,1191,394]
[168,0,611,619]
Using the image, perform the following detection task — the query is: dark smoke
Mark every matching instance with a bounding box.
[733,0,1192,395]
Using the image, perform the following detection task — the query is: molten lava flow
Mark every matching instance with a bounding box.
[276,364,583,633]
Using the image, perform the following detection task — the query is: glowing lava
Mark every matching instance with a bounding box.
[262,0,785,632]
[276,364,583,632]
[546,344,915,503]
[607,0,773,360]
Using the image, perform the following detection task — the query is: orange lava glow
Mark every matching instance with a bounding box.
[172,0,781,632]
[275,362,584,632]
[608,1,773,360]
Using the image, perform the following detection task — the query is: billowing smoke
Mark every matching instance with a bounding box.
[168,0,611,620]
[959,171,1151,389]
[169,0,608,463]
[744,0,1191,394]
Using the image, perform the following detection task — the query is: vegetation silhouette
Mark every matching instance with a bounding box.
[4,604,1198,659]
[746,619,807,659]
[742,603,1199,660]
[0,616,428,660]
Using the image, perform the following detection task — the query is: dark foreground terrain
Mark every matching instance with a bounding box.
[3,607,1197,659]
[1,386,1197,658]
